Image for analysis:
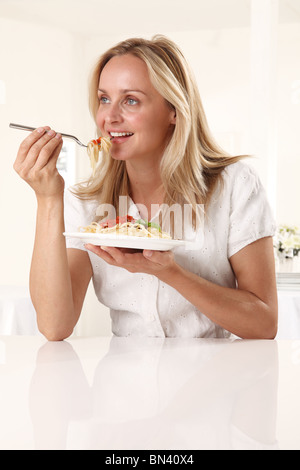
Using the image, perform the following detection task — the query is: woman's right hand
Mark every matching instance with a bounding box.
[13,126,64,200]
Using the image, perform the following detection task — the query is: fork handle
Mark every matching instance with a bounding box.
[9,123,36,132]
[9,123,87,147]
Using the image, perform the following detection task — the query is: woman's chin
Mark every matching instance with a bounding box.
[110,153,128,162]
[110,150,134,162]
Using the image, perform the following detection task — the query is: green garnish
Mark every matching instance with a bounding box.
[135,218,147,227]
[147,222,162,232]
[135,219,162,232]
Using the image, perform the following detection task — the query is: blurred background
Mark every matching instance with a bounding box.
[0,0,299,336]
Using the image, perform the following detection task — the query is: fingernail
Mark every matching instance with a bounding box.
[55,133,62,139]
[144,250,153,258]
[37,127,45,133]
[47,129,55,137]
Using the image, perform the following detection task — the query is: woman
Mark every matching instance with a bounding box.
[13,35,278,341]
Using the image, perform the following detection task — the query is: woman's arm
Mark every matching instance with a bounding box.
[85,236,277,339]
[14,127,92,340]
[31,197,92,340]
[159,237,278,339]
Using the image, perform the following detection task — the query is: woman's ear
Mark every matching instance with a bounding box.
[170,108,176,125]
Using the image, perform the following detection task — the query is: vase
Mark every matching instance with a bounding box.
[278,255,300,273]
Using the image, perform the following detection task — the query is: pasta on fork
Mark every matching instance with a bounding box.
[87,136,112,174]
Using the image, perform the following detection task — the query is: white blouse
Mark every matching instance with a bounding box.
[64,161,276,338]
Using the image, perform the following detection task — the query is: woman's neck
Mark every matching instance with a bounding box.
[126,160,165,220]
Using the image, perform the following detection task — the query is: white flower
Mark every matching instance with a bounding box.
[282,238,295,249]
[274,225,300,256]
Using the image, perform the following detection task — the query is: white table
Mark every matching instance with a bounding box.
[0,336,299,450]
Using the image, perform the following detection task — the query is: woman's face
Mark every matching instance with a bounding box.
[96,54,176,165]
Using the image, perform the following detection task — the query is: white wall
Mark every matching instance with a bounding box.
[83,22,300,228]
[0,17,112,336]
[276,23,300,226]
[1,13,299,336]
[0,18,75,287]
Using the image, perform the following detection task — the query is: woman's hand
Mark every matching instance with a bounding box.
[13,126,64,200]
[85,244,179,281]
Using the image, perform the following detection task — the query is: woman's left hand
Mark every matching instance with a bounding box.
[84,244,178,280]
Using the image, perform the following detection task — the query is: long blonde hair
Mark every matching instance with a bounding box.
[74,35,247,219]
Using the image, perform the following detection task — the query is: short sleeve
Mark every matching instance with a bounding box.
[64,187,98,251]
[227,163,276,258]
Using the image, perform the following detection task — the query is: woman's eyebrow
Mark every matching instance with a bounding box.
[98,88,147,95]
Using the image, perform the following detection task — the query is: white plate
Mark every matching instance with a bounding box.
[63,232,186,251]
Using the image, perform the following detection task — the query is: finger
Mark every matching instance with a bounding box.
[85,244,117,265]
[101,247,148,266]
[14,127,56,174]
[143,249,172,265]
[87,245,145,270]
[34,133,63,170]
[100,246,127,264]
[14,126,50,168]
[24,129,60,170]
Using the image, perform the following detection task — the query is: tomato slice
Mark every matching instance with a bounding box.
[100,214,135,228]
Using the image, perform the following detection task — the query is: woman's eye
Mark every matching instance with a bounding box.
[126,98,138,106]
[99,96,110,104]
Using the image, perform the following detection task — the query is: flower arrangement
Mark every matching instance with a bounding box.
[274,225,300,258]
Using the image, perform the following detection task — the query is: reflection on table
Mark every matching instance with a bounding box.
[26,337,278,450]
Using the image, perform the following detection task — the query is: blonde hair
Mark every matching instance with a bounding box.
[74,35,247,220]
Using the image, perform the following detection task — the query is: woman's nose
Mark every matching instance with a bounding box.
[105,102,123,124]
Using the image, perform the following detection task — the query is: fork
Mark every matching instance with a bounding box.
[9,123,88,147]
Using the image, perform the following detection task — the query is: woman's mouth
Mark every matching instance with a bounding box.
[110,132,133,137]
[109,131,134,142]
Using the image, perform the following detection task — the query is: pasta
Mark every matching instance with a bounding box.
[81,215,172,239]
[87,136,112,175]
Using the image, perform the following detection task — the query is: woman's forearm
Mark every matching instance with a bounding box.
[30,196,76,340]
[160,265,277,339]
[13,127,81,340]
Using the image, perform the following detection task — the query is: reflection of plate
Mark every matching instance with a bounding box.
[63,232,186,251]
